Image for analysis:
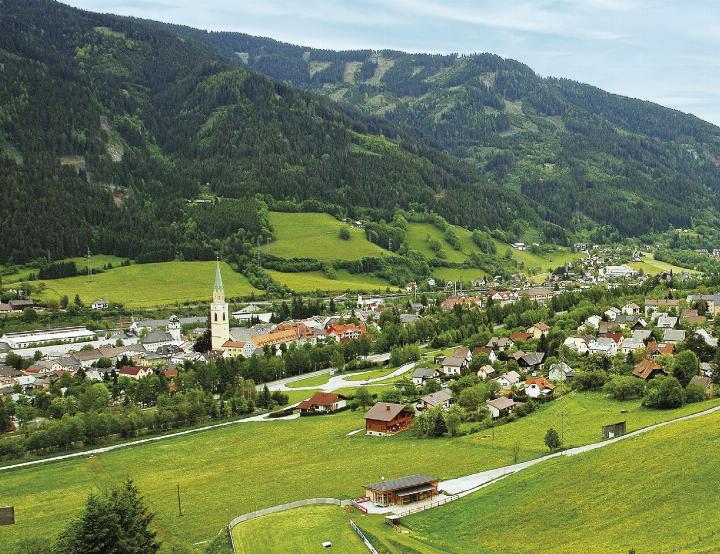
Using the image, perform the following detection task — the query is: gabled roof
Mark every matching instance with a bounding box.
[663,329,686,342]
[421,390,453,406]
[119,365,150,376]
[525,377,555,389]
[412,367,438,379]
[364,474,437,492]
[364,402,410,422]
[299,392,346,408]
[442,355,465,367]
[487,397,516,410]
[510,332,533,342]
[533,322,550,332]
[633,359,666,380]
[520,352,545,366]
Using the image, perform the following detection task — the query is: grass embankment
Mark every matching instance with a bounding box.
[0,393,716,552]
[232,505,367,554]
[32,261,258,308]
[262,212,387,262]
[266,269,392,293]
[365,409,720,553]
[1,255,127,284]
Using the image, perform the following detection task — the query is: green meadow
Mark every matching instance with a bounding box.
[266,269,393,293]
[262,212,387,261]
[1,255,127,284]
[369,409,720,553]
[0,393,716,552]
[630,252,700,275]
[232,505,366,554]
[33,261,258,308]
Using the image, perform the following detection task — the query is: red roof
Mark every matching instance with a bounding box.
[119,366,149,376]
[534,322,550,332]
[525,377,555,389]
[298,392,346,409]
[510,332,533,342]
[222,340,246,348]
[606,332,623,344]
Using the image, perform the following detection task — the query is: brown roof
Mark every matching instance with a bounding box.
[633,359,666,380]
[364,402,409,422]
[119,365,149,376]
[510,332,533,342]
[486,397,516,410]
[534,322,550,332]
[525,377,555,389]
[299,392,345,408]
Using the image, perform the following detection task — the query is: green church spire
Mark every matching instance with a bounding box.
[214,258,223,291]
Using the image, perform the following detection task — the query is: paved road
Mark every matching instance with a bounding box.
[269,362,417,392]
[256,368,333,391]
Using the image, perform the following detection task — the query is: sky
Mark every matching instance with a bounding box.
[64,0,720,125]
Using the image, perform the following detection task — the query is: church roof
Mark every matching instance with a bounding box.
[214,260,224,291]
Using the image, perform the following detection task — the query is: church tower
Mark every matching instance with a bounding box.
[210,259,230,350]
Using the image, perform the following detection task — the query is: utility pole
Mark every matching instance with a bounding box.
[177,484,182,516]
[86,247,92,283]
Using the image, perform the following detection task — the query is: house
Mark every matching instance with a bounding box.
[510,332,533,343]
[681,309,706,327]
[548,362,574,382]
[140,331,176,352]
[527,322,550,339]
[118,366,153,380]
[563,336,589,354]
[605,307,622,320]
[486,397,518,418]
[525,287,553,305]
[399,313,419,325]
[476,364,497,380]
[471,347,497,364]
[622,303,641,316]
[588,337,618,357]
[298,392,347,415]
[689,375,714,397]
[518,352,545,370]
[632,329,653,342]
[697,329,718,348]
[620,337,645,354]
[441,296,481,311]
[524,377,555,398]
[441,355,466,376]
[646,341,674,359]
[606,332,623,345]
[364,402,414,436]
[453,347,473,363]
[656,315,678,329]
[91,299,109,310]
[221,340,254,359]
[644,298,680,316]
[495,370,521,391]
[486,336,513,351]
[417,389,453,411]
[663,329,686,344]
[633,359,666,380]
[583,315,602,330]
[603,265,636,279]
[411,367,439,386]
[426,278,436,287]
[363,475,439,507]
[326,323,366,342]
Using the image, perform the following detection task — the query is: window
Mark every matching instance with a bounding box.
[214,313,217,322]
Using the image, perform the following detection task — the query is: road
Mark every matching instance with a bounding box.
[265,362,417,392]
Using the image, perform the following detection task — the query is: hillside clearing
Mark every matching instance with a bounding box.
[32,261,258,308]
[262,212,387,261]
[266,269,393,292]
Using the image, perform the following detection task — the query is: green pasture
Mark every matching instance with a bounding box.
[266,269,393,293]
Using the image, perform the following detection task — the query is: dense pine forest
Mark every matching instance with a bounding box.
[157,24,720,238]
[2,1,720,268]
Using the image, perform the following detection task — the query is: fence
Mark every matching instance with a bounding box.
[397,493,459,516]
[349,519,379,554]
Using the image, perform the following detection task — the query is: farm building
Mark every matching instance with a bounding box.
[363,475,439,507]
[364,402,414,436]
[0,326,96,349]
[633,359,667,381]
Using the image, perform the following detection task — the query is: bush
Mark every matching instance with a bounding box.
[684,383,707,403]
[339,227,351,240]
[642,376,685,409]
[603,376,645,400]
[573,370,608,391]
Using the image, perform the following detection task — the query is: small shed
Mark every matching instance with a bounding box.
[602,421,627,439]
[0,506,15,525]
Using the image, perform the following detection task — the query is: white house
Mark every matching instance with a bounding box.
[411,367,439,386]
[91,299,109,310]
[486,397,517,419]
[548,362,574,382]
[563,336,589,354]
[524,378,555,398]
[441,355,465,376]
[583,315,602,330]
[605,307,621,321]
[620,337,645,354]
[622,303,640,316]
[495,370,521,390]
[417,390,453,411]
[588,337,618,357]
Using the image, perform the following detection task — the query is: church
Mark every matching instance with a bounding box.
[210,260,231,351]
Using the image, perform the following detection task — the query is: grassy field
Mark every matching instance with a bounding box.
[232,505,367,554]
[630,252,700,275]
[286,373,334,389]
[344,366,398,381]
[367,409,720,553]
[0,393,716,552]
[266,269,393,293]
[1,255,128,284]
[33,261,258,308]
[3,391,717,549]
[432,266,487,283]
[262,212,387,261]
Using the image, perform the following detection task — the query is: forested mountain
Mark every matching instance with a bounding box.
[157,25,720,239]
[0,0,543,265]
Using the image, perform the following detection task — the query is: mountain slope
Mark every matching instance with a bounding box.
[160,26,720,238]
[0,0,541,264]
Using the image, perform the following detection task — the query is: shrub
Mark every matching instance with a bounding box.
[603,376,645,400]
[573,370,608,391]
[642,376,685,409]
[339,227,351,240]
[684,383,707,403]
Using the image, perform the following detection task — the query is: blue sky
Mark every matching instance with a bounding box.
[65,0,720,125]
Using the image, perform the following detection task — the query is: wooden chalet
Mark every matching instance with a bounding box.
[363,475,439,507]
[364,402,414,436]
